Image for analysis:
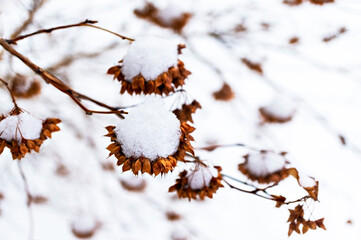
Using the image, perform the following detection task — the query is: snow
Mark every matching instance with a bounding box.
[0,111,43,143]
[1,0,361,239]
[121,37,178,81]
[261,95,296,119]
[298,173,317,188]
[187,164,218,190]
[116,98,181,160]
[245,152,286,177]
[71,216,98,236]
[157,4,185,22]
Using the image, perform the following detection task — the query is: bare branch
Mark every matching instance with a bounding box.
[0,38,126,117]
[6,19,134,45]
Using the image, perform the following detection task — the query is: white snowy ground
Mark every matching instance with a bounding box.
[0,0,361,239]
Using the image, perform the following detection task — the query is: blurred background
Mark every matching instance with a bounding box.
[0,0,361,239]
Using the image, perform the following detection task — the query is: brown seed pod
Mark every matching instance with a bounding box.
[169,165,223,201]
[107,43,191,96]
[105,122,195,176]
[71,218,101,239]
[238,153,290,184]
[10,75,41,99]
[259,96,296,124]
[120,177,147,192]
[173,100,202,123]
[134,3,192,33]
[309,0,334,5]
[212,83,235,101]
[241,58,263,75]
[283,0,303,5]
[0,108,61,160]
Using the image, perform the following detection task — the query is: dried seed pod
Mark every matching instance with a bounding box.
[71,217,101,239]
[134,3,192,33]
[239,152,290,184]
[166,211,182,221]
[241,58,263,75]
[0,108,61,160]
[10,74,41,99]
[310,0,334,5]
[289,37,300,45]
[173,100,202,123]
[107,37,191,96]
[169,164,223,201]
[120,176,147,192]
[283,0,303,5]
[105,99,194,176]
[259,96,296,124]
[212,83,235,101]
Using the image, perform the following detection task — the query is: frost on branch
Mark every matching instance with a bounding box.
[0,108,61,159]
[105,99,195,176]
[239,151,290,184]
[259,95,296,123]
[107,37,191,95]
[169,163,223,200]
[134,3,192,33]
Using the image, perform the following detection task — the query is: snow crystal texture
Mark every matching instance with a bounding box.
[0,112,43,142]
[187,165,218,190]
[121,37,178,81]
[116,98,181,161]
[245,152,286,177]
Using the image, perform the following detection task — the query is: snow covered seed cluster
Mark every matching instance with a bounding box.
[105,99,195,176]
[169,163,223,200]
[107,37,191,95]
[71,216,101,239]
[0,108,61,160]
[238,151,289,184]
[134,3,192,33]
[259,95,296,123]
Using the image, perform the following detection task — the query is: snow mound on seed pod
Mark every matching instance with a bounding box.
[122,37,178,81]
[262,95,296,119]
[157,4,184,22]
[245,152,286,177]
[116,98,181,161]
[187,165,218,190]
[298,173,317,188]
[0,112,43,142]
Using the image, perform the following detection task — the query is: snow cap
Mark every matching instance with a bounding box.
[116,98,181,161]
[122,36,178,81]
[0,112,43,143]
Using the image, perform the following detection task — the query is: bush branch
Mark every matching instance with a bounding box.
[6,19,134,44]
[0,38,126,117]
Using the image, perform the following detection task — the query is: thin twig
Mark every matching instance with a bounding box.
[6,19,134,44]
[0,38,126,117]
[10,0,47,39]
[0,78,19,109]
[222,176,311,205]
[196,143,283,154]
[47,42,119,72]
[18,162,35,240]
